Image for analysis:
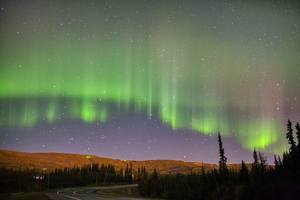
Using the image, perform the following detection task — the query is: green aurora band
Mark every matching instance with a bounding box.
[1,1,299,155]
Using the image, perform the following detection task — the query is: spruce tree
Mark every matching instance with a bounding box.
[129,162,133,182]
[152,168,158,180]
[251,148,259,182]
[274,155,279,169]
[253,148,258,165]
[143,167,147,180]
[201,161,205,176]
[137,167,141,182]
[286,119,296,152]
[119,168,124,182]
[217,132,227,174]
[259,152,267,180]
[296,122,300,150]
[278,155,282,166]
[125,163,129,182]
[296,122,300,166]
[239,160,249,184]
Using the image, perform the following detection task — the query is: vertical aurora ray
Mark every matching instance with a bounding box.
[242,118,279,150]
[0,1,299,156]
[46,100,56,124]
[81,98,96,123]
[147,61,153,120]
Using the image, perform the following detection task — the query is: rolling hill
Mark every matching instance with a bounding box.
[0,149,255,174]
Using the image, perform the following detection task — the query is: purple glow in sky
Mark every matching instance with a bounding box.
[0,0,300,164]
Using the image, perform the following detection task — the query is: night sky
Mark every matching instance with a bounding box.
[0,0,299,164]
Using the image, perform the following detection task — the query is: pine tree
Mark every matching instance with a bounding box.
[201,161,205,176]
[217,132,227,175]
[274,155,279,170]
[137,167,141,182]
[296,122,300,167]
[278,155,282,166]
[152,168,158,180]
[119,168,124,182]
[259,152,267,180]
[296,122,300,150]
[286,120,296,152]
[125,163,129,182]
[252,148,259,166]
[239,160,249,185]
[282,152,289,165]
[129,162,133,182]
[143,167,147,180]
[251,148,259,182]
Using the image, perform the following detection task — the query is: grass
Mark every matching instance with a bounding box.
[96,186,141,197]
[0,192,52,200]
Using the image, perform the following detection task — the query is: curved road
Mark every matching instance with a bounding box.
[46,184,151,200]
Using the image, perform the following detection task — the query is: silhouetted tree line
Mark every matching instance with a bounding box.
[0,162,135,193]
[138,120,300,200]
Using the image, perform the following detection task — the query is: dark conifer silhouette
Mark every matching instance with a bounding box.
[258,152,267,181]
[137,122,300,199]
[286,119,296,152]
[296,122,300,150]
[239,160,249,185]
[252,148,259,166]
[2,120,300,199]
[217,132,227,174]
[274,155,279,170]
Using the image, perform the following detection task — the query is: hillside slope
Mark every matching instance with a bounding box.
[0,149,253,174]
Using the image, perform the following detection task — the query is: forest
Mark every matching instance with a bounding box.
[138,120,300,199]
[0,161,134,193]
[0,120,299,200]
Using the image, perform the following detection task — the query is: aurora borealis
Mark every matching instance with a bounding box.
[0,0,299,164]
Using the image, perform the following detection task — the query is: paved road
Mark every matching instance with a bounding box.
[46,184,150,200]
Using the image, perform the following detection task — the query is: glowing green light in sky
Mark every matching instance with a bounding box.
[0,1,299,155]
